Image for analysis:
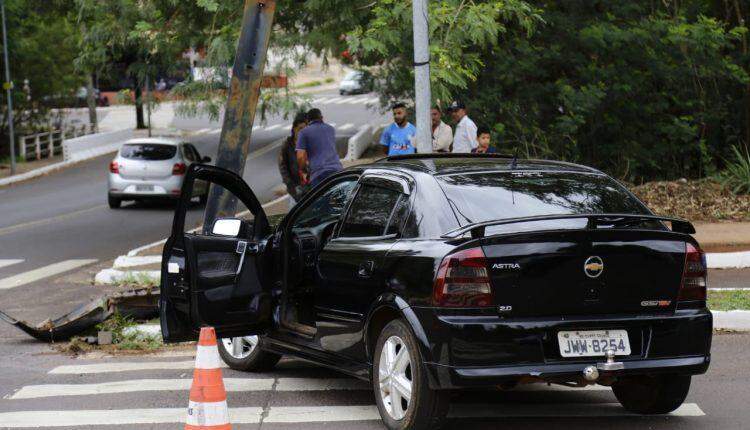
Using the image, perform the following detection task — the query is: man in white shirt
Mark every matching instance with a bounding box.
[448,100,478,153]
[431,106,453,152]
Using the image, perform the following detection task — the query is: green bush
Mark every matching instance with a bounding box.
[721,146,750,195]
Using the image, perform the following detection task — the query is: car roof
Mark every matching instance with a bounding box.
[123,137,182,146]
[362,153,602,176]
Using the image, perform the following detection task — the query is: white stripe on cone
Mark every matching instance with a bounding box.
[186,400,230,427]
[194,345,223,369]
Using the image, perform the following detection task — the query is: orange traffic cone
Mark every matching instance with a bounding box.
[185,327,231,430]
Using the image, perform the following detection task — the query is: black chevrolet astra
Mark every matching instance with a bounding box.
[160,154,712,430]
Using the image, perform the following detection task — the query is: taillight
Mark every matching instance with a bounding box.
[432,247,493,307]
[109,161,119,174]
[678,243,707,302]
[172,163,187,175]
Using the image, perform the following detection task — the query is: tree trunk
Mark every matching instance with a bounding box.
[86,74,98,133]
[134,85,146,129]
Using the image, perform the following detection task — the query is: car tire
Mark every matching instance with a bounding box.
[339,90,346,96]
[108,195,121,209]
[612,374,691,414]
[373,319,449,430]
[217,335,282,372]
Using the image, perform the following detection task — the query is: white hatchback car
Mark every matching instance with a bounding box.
[107,138,211,209]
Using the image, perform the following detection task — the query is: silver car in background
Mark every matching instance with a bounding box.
[107,138,211,209]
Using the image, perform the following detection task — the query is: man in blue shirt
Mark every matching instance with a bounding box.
[380,102,417,156]
[296,108,343,186]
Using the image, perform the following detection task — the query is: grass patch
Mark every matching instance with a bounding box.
[324,77,335,83]
[708,290,750,311]
[117,271,158,288]
[96,312,162,351]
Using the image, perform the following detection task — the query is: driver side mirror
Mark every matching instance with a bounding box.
[202,156,212,163]
[212,218,242,237]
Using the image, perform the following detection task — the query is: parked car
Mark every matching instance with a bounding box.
[107,138,211,209]
[160,154,712,430]
[339,70,372,95]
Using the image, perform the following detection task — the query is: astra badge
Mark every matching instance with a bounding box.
[492,263,521,270]
[583,256,604,278]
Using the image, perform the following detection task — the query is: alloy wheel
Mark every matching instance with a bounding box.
[221,336,259,359]
[378,335,413,420]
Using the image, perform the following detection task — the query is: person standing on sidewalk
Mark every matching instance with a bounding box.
[380,102,417,156]
[431,106,453,152]
[448,100,478,153]
[472,127,496,154]
[296,108,343,187]
[278,113,309,205]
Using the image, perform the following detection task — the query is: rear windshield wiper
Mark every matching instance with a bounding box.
[442,213,696,239]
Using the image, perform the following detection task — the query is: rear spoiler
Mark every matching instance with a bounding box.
[441,213,696,239]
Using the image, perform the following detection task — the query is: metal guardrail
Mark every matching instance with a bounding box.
[18,124,93,161]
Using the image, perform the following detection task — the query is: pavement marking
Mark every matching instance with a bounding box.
[0,407,264,427]
[0,204,108,237]
[708,287,750,291]
[48,360,211,374]
[11,377,369,399]
[345,96,370,105]
[0,259,98,290]
[195,128,211,134]
[0,404,705,427]
[0,259,23,269]
[314,97,332,104]
[248,140,284,160]
[338,123,355,131]
[330,97,348,105]
[282,124,292,131]
[264,124,281,131]
[208,128,222,134]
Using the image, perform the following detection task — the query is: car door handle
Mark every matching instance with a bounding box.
[235,241,248,276]
[358,261,374,278]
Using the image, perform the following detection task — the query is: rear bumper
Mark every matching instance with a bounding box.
[410,307,712,389]
[108,174,185,200]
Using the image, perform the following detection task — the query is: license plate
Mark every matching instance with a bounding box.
[136,184,154,192]
[558,330,631,357]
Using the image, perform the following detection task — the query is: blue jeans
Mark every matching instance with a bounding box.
[310,169,339,187]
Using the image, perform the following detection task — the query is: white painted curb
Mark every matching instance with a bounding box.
[712,310,750,331]
[113,255,162,269]
[706,251,750,269]
[94,269,160,286]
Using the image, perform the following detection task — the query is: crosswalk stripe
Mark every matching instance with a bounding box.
[48,360,205,374]
[313,97,331,104]
[0,259,23,269]
[11,377,369,399]
[346,96,369,105]
[330,97,348,105]
[208,128,222,134]
[195,128,211,134]
[0,259,98,290]
[0,403,703,427]
[264,124,281,131]
[338,123,355,131]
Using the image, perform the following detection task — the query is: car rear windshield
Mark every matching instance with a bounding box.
[120,144,176,161]
[438,171,649,230]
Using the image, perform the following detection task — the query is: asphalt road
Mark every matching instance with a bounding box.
[0,91,386,284]
[0,321,746,429]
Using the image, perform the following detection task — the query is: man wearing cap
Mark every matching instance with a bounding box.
[448,100,478,153]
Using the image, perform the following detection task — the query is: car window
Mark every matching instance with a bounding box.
[182,145,195,162]
[385,194,410,236]
[187,144,202,161]
[438,172,649,226]
[120,144,176,161]
[293,179,358,230]
[339,184,403,238]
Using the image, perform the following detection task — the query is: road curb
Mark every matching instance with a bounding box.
[712,310,750,332]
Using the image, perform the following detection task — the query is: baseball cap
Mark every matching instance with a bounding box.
[447,100,466,112]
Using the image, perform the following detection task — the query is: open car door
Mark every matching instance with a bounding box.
[160,164,271,343]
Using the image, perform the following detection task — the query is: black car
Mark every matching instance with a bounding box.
[160,154,712,430]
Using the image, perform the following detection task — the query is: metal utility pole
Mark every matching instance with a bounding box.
[412,0,432,154]
[1,0,15,174]
[203,0,277,231]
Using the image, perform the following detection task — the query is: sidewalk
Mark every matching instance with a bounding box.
[693,222,750,252]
